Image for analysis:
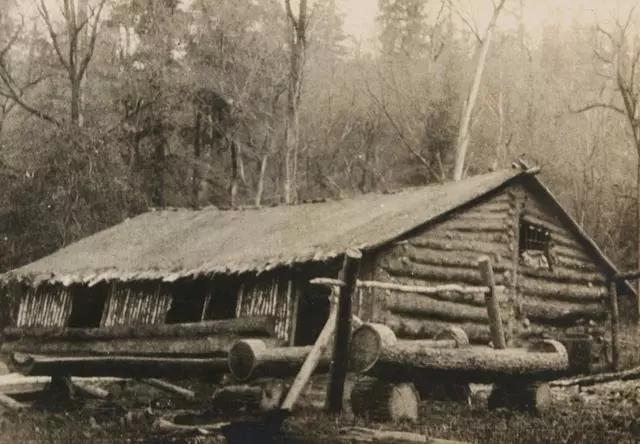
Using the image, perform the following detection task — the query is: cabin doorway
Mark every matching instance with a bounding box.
[67,284,109,328]
[293,284,331,346]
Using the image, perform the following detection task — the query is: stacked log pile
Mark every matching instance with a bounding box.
[351,323,568,384]
[350,322,569,414]
[4,316,278,380]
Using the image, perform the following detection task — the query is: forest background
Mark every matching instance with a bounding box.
[1,0,638,275]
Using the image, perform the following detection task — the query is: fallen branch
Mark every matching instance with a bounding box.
[141,379,195,400]
[338,426,468,443]
[550,365,640,388]
[0,392,27,411]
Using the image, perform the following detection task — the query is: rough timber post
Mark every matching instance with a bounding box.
[478,256,506,349]
[609,278,620,371]
[327,248,362,413]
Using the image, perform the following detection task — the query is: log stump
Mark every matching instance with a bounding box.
[350,378,419,423]
[488,382,552,413]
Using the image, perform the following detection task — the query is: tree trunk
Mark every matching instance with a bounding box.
[230,139,239,208]
[2,335,278,357]
[3,316,276,340]
[11,353,227,380]
[227,339,330,382]
[350,323,469,374]
[452,1,506,180]
[361,339,569,384]
[283,0,307,204]
[350,378,419,423]
[255,152,269,206]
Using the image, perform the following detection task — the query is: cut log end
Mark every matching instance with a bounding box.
[350,378,419,423]
[435,326,469,348]
[228,339,267,382]
[350,323,398,374]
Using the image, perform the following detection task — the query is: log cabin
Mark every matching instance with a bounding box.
[0,166,635,351]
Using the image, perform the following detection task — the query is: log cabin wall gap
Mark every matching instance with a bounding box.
[0,167,635,349]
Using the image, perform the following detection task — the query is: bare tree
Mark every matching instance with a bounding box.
[0,19,51,127]
[283,0,308,204]
[573,7,640,309]
[451,0,507,180]
[37,0,106,126]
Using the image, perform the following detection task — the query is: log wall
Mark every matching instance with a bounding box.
[100,283,172,327]
[16,285,72,328]
[512,184,609,338]
[372,184,611,344]
[372,190,517,344]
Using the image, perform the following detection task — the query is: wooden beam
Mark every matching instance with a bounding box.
[310,278,502,298]
[3,316,276,340]
[327,248,362,414]
[478,257,506,349]
[280,298,338,411]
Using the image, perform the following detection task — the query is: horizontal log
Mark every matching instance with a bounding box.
[358,280,497,297]
[0,375,50,395]
[472,200,513,212]
[409,238,511,259]
[351,323,469,374]
[366,284,507,308]
[438,218,512,232]
[1,335,279,357]
[554,255,598,272]
[553,245,592,263]
[383,314,492,344]
[371,340,569,384]
[397,245,512,272]
[10,353,227,379]
[421,229,511,244]
[3,316,276,341]
[228,339,330,382]
[383,258,505,286]
[521,299,606,326]
[385,294,490,323]
[517,278,607,303]
[519,265,605,286]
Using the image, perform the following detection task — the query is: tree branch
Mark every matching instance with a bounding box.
[37,0,70,71]
[569,102,626,116]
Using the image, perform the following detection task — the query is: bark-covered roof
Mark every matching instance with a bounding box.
[0,168,616,288]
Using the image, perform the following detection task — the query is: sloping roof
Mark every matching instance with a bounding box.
[1,167,624,288]
[2,169,530,286]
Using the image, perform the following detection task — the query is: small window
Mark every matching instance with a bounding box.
[519,221,553,270]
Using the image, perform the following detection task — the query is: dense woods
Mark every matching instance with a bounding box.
[0,0,638,274]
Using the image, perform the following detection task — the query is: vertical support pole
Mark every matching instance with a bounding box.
[609,278,620,371]
[478,256,506,349]
[326,248,362,414]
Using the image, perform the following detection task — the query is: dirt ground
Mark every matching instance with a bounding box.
[0,376,639,444]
